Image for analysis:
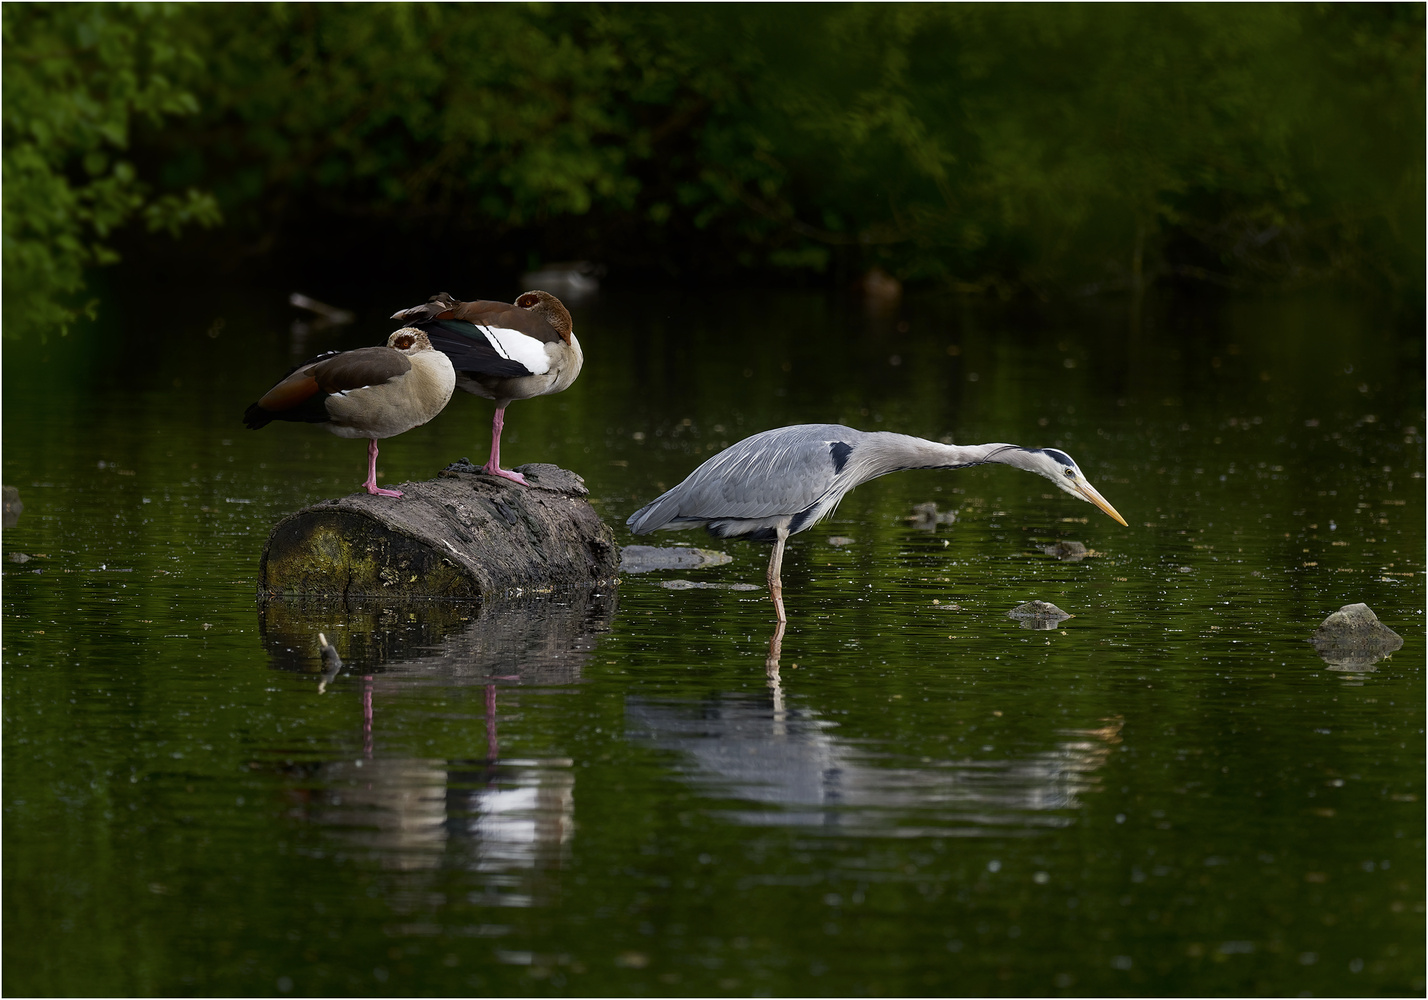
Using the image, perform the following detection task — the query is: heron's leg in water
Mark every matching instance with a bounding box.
[766,618,786,676]
[766,526,789,623]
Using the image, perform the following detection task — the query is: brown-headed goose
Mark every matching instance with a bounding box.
[388,290,581,486]
[243,328,456,498]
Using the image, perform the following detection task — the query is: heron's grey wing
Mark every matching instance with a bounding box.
[628,425,858,531]
[695,432,843,518]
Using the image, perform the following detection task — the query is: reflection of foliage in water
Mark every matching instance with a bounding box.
[3,4,1423,336]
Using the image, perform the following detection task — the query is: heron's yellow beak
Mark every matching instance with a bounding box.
[1075,479,1128,526]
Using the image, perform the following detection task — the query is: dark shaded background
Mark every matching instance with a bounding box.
[4,3,1424,338]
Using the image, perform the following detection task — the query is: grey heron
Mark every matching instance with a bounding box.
[389,290,581,485]
[626,423,1127,621]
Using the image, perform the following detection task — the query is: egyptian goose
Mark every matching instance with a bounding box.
[243,328,456,497]
[388,290,581,486]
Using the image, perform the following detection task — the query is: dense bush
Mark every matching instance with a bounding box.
[4,3,1422,334]
[2,4,219,333]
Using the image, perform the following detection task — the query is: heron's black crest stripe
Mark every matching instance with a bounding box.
[829,441,853,474]
[1041,448,1074,467]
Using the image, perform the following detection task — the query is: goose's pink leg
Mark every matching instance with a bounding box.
[486,683,499,762]
[362,438,403,497]
[483,405,529,486]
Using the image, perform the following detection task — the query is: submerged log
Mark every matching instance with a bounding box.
[258,462,620,601]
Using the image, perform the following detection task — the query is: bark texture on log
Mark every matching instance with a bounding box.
[258,462,619,601]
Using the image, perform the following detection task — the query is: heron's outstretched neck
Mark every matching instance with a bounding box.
[861,433,1021,476]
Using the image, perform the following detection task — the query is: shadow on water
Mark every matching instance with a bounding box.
[617,616,1133,837]
[253,589,615,876]
[258,586,618,685]
[627,648,1123,835]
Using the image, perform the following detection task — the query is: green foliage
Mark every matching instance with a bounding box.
[2,3,220,335]
[4,3,1422,337]
[678,4,1424,293]
[188,4,641,225]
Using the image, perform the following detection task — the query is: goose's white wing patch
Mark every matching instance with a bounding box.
[478,324,552,376]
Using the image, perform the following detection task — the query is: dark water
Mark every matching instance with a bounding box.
[4,279,1423,996]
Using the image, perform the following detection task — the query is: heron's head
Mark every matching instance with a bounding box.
[1023,447,1128,526]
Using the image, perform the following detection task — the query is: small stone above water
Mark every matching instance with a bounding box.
[316,632,343,694]
[1311,603,1403,670]
[3,485,22,528]
[1313,603,1401,642]
[1008,600,1072,621]
[620,544,733,573]
[1043,540,1092,561]
[1008,600,1073,629]
[906,501,956,531]
[317,632,343,672]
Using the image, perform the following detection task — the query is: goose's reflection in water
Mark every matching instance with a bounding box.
[633,623,1121,836]
[260,589,613,881]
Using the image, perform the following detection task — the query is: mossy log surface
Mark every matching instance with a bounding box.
[258,462,620,601]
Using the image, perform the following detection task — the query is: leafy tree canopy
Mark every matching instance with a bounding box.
[4,3,1422,335]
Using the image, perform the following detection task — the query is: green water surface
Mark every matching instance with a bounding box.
[3,283,1422,996]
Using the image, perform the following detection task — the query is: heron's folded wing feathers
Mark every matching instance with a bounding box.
[632,434,842,529]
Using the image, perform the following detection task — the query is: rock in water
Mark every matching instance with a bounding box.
[1008,600,1073,630]
[258,462,619,601]
[619,545,733,573]
[1008,600,1072,621]
[1311,603,1403,670]
[1313,603,1401,642]
[2,486,22,528]
[906,501,956,531]
[1043,540,1090,561]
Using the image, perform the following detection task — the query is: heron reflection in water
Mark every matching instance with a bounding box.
[627,424,1127,621]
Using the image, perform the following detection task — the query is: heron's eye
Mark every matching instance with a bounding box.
[1064,467,1075,478]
